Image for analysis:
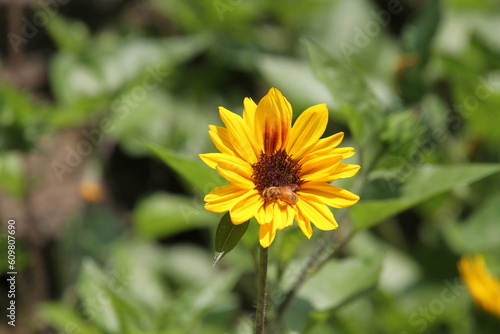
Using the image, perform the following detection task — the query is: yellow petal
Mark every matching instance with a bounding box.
[208,125,236,156]
[199,153,233,169]
[299,182,360,208]
[283,203,296,229]
[230,189,262,224]
[300,146,354,164]
[256,203,273,225]
[314,132,344,151]
[458,255,500,318]
[332,147,356,159]
[287,104,328,159]
[219,107,258,163]
[204,183,248,212]
[297,194,338,230]
[296,211,313,239]
[243,97,257,132]
[259,221,277,248]
[254,88,292,154]
[216,159,254,188]
[207,154,252,171]
[300,154,343,182]
[295,132,343,159]
[273,202,295,230]
[330,163,361,180]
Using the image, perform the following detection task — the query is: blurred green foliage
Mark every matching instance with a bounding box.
[1,0,500,333]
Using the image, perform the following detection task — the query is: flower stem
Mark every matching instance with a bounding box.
[256,245,269,334]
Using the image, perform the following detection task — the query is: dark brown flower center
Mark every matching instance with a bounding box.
[251,149,303,193]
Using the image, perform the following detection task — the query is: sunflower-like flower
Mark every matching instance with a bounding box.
[200,88,360,247]
[458,255,500,318]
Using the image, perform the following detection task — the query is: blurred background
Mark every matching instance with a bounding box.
[1,0,500,333]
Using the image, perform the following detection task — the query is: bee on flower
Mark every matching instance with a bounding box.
[200,88,360,247]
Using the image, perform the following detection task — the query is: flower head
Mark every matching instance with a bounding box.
[200,88,360,247]
[459,255,500,318]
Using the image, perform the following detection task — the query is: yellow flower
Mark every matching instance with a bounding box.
[458,255,500,318]
[200,88,360,248]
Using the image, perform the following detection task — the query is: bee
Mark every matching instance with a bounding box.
[262,184,299,205]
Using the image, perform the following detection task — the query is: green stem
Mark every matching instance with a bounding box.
[256,246,269,334]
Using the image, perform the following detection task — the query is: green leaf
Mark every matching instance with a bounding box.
[0,83,40,151]
[403,0,442,57]
[50,34,211,108]
[133,192,213,239]
[214,213,249,265]
[286,251,384,332]
[38,302,100,334]
[398,1,441,104]
[443,191,500,254]
[76,259,120,332]
[109,90,217,157]
[257,55,334,112]
[109,240,171,312]
[42,8,90,52]
[379,110,427,157]
[176,268,239,317]
[0,152,24,197]
[304,38,385,148]
[352,164,500,230]
[144,142,224,194]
